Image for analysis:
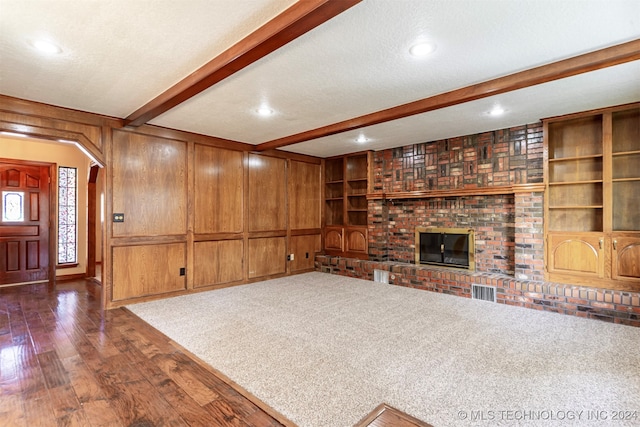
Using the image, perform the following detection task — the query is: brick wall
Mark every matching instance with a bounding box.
[369,122,544,280]
[372,124,543,194]
[315,256,640,327]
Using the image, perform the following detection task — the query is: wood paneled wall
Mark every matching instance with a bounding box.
[107,128,322,307]
[194,144,243,234]
[0,95,322,309]
[112,243,186,301]
[112,131,188,236]
[248,154,286,232]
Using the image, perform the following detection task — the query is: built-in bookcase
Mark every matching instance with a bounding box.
[612,108,640,232]
[323,152,370,259]
[544,103,640,291]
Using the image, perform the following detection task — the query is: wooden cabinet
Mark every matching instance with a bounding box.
[545,104,640,291]
[323,152,370,259]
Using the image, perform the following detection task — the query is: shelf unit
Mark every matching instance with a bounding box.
[323,152,371,259]
[544,103,640,291]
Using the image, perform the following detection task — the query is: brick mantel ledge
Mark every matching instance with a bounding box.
[315,255,640,327]
[366,183,545,200]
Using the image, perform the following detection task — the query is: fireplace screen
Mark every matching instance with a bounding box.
[415,227,475,270]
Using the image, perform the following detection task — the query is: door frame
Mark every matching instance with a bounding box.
[87,164,100,279]
[0,158,56,289]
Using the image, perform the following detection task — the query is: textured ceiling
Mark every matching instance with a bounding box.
[1,0,639,158]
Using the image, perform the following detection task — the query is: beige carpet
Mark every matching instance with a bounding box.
[127,272,640,426]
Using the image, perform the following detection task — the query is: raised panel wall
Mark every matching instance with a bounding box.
[248,154,286,232]
[289,160,321,230]
[194,144,243,234]
[290,234,321,272]
[193,240,244,287]
[112,131,187,237]
[248,237,286,279]
[112,243,186,301]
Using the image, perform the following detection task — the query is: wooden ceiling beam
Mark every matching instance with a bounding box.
[125,0,362,127]
[255,38,640,151]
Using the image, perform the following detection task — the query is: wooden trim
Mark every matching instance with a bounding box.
[247,230,287,239]
[0,120,105,165]
[56,263,79,269]
[125,0,362,126]
[48,163,56,290]
[512,183,546,193]
[56,273,87,281]
[0,94,121,128]
[194,233,244,242]
[367,183,545,200]
[87,165,99,278]
[291,228,322,236]
[109,236,188,246]
[254,148,322,164]
[255,39,640,151]
[125,124,254,151]
[354,403,434,427]
[542,101,640,123]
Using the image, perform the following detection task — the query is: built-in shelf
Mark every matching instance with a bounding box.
[548,154,603,162]
[323,152,371,260]
[612,150,640,157]
[548,205,603,209]
[548,180,602,186]
[613,177,640,182]
[544,103,640,290]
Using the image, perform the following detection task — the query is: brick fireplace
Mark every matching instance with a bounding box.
[316,123,640,327]
[368,124,545,280]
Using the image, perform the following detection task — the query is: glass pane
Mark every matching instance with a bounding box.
[58,166,77,264]
[2,191,24,222]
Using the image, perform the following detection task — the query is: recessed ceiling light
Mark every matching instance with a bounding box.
[256,106,274,116]
[409,41,436,58]
[31,39,63,55]
[489,105,505,116]
[355,134,369,144]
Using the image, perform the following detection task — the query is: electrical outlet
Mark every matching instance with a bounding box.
[179,267,186,276]
[305,252,309,259]
[290,253,294,261]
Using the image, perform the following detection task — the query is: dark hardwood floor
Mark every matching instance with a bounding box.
[0,279,288,426]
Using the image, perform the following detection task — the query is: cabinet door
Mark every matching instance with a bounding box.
[324,226,343,251]
[611,236,640,281]
[345,226,368,254]
[547,233,604,279]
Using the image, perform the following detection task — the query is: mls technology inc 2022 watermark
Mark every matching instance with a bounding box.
[457,409,638,423]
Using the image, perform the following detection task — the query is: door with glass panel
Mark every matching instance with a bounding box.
[0,160,51,284]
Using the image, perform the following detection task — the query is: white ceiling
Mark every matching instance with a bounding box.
[1,0,639,158]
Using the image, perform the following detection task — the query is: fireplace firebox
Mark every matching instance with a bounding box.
[415,227,475,270]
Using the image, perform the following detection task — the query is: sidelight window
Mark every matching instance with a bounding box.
[58,166,77,264]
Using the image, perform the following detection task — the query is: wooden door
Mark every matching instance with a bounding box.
[0,161,51,284]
